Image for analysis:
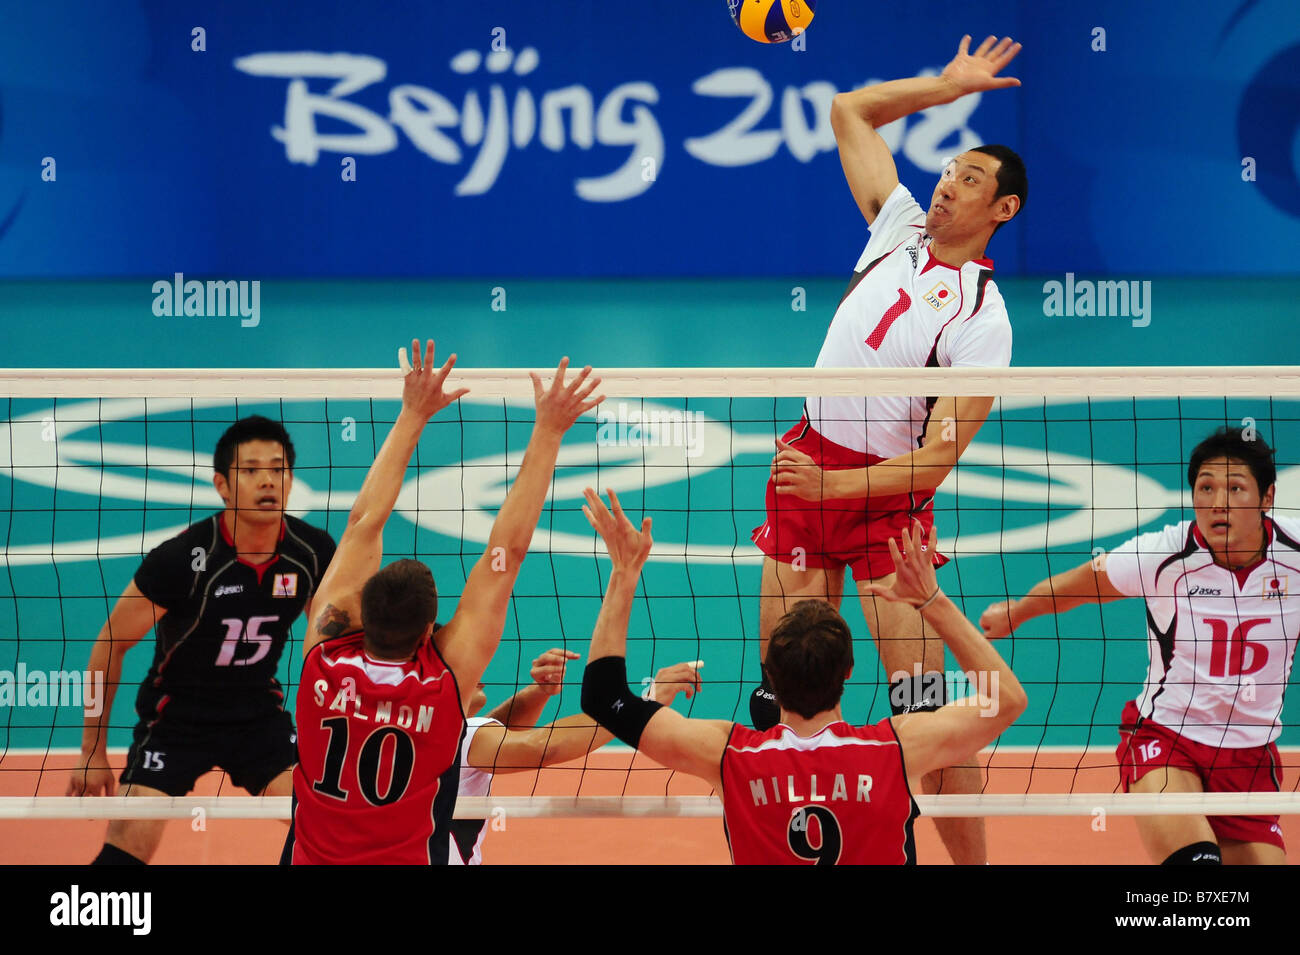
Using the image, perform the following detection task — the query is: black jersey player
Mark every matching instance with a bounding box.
[68,416,335,865]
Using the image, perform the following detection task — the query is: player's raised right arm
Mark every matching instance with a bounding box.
[305,340,468,655]
[67,582,163,796]
[831,35,1022,225]
[436,360,603,703]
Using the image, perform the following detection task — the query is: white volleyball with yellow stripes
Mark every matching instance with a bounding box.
[728,0,816,44]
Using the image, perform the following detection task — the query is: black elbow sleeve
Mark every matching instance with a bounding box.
[581,656,663,750]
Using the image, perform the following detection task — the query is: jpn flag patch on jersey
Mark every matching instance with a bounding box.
[923,281,956,310]
[1264,576,1288,600]
[272,573,298,598]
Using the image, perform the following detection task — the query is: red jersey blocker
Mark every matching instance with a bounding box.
[290,628,465,865]
[721,718,920,864]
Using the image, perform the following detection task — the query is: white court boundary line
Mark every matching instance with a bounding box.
[2,366,1300,399]
[6,793,1300,820]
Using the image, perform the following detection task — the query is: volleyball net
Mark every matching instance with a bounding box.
[3,365,1300,824]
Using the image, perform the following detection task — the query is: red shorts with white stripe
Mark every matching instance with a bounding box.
[750,418,946,582]
[1116,700,1285,850]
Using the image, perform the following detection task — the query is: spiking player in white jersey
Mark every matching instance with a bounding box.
[749,35,1027,864]
[983,427,1296,865]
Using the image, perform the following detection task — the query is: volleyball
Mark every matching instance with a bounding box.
[728,0,816,44]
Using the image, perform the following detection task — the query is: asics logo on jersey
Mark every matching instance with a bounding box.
[214,584,245,597]
[1186,585,1222,596]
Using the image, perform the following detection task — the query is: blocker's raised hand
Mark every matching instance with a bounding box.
[864,520,941,608]
[400,339,469,422]
[583,487,653,575]
[531,358,604,436]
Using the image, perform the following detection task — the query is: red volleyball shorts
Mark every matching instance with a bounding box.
[1117,700,1285,849]
[751,418,946,582]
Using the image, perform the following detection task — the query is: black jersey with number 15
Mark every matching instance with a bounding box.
[132,514,336,724]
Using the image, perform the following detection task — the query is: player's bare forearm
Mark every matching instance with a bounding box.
[478,359,603,570]
[80,633,123,756]
[921,592,1026,726]
[484,427,564,562]
[781,396,991,500]
[820,439,959,498]
[345,408,426,535]
[588,568,639,663]
[308,410,427,635]
[440,428,567,682]
[520,715,610,771]
[485,683,552,729]
[79,585,156,756]
[1010,561,1126,627]
[834,74,964,131]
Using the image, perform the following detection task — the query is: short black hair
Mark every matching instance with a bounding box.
[764,600,854,720]
[361,559,438,658]
[969,144,1026,236]
[213,416,296,478]
[1187,426,1276,495]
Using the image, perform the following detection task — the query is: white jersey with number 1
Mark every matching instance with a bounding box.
[1105,516,1300,748]
[806,183,1011,459]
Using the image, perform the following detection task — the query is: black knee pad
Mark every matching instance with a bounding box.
[889,673,946,716]
[1162,842,1221,865]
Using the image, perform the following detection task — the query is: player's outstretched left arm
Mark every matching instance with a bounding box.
[437,360,603,711]
[305,340,467,654]
[579,488,730,790]
[773,395,995,500]
[469,660,703,774]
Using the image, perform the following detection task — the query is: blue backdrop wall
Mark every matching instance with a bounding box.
[0,0,1296,277]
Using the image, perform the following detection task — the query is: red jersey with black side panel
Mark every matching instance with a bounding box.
[292,629,465,865]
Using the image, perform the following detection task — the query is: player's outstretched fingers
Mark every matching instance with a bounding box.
[607,487,626,521]
[581,485,609,532]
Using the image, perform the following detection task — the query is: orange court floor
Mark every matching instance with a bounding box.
[3,750,1297,865]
